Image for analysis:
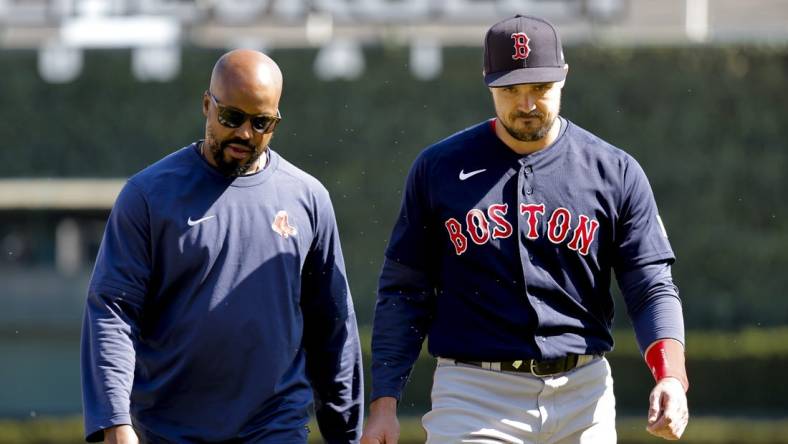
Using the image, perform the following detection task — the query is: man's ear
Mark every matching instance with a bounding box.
[202,91,210,117]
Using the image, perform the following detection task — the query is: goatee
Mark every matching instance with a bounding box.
[502,112,556,142]
[203,139,264,177]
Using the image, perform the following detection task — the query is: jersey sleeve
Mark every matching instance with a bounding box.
[81,180,151,442]
[371,153,437,401]
[300,189,363,444]
[384,152,436,270]
[614,157,675,269]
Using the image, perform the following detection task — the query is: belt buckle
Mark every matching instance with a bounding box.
[529,359,559,377]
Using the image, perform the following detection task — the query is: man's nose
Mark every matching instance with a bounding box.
[518,93,537,111]
[234,118,253,139]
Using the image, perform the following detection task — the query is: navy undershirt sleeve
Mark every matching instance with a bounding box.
[617,261,685,354]
[370,258,435,401]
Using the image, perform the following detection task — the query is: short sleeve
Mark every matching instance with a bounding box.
[384,152,435,270]
[614,158,675,269]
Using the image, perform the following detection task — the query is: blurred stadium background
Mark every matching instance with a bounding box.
[1,0,787,443]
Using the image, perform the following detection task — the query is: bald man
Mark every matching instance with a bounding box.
[81,50,363,443]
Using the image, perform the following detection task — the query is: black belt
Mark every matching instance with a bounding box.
[449,354,599,377]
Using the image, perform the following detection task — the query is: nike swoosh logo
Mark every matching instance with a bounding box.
[459,169,487,181]
[187,215,216,226]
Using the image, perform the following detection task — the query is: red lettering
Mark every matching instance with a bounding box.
[488,204,512,239]
[519,203,545,240]
[547,207,572,244]
[445,218,468,255]
[446,202,600,257]
[511,32,530,60]
[567,215,600,256]
[466,209,490,245]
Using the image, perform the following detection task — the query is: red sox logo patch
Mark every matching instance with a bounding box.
[511,32,530,60]
[445,202,600,256]
[271,210,297,238]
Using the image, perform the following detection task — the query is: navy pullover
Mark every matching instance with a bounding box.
[81,144,362,442]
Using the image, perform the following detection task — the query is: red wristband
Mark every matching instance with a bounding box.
[645,339,689,392]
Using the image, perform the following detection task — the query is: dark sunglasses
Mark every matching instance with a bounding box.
[207,91,281,134]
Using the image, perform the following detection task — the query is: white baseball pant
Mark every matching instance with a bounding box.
[422,356,616,444]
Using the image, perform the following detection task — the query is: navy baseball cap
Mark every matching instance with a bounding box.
[483,15,568,87]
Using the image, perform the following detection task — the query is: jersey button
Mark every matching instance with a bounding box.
[525,166,533,174]
[526,187,534,195]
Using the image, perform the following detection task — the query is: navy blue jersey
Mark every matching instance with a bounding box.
[371,118,681,400]
[81,143,362,443]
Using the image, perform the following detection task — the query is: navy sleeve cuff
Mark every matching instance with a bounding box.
[85,414,132,442]
[370,386,403,403]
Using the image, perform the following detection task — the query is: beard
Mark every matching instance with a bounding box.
[203,128,265,177]
[500,109,558,142]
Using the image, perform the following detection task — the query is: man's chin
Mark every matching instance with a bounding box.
[505,125,547,142]
[211,156,243,176]
[223,154,264,176]
[518,134,546,142]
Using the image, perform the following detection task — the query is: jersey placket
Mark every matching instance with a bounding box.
[517,159,549,357]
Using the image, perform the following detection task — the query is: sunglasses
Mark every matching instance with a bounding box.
[207,91,282,134]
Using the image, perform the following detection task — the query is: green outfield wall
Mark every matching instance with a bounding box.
[2,45,786,329]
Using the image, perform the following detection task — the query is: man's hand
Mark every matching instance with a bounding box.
[103,424,139,444]
[646,377,689,440]
[361,397,400,444]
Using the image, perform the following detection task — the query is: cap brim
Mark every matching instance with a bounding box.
[485,66,568,87]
